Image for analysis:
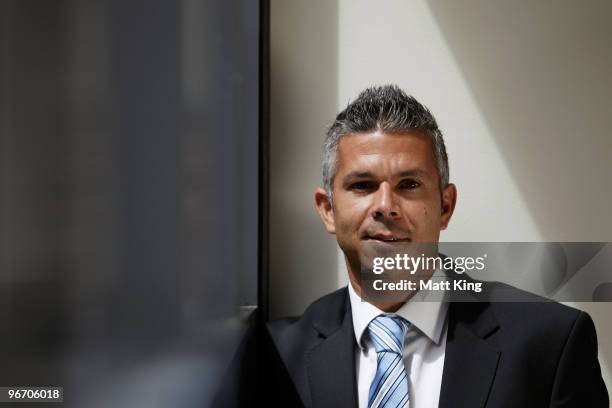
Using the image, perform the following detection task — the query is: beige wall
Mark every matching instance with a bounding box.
[269,0,339,319]
[271,0,612,389]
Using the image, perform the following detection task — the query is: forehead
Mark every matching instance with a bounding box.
[336,130,436,174]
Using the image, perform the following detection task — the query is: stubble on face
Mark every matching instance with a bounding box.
[330,131,449,299]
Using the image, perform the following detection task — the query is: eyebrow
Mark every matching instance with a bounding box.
[342,171,375,183]
[396,169,430,178]
[342,169,430,184]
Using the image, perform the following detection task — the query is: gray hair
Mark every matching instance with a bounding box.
[322,85,449,198]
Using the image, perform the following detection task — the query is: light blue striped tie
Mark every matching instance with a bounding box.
[367,314,411,408]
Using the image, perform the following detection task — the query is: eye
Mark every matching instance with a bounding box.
[398,179,421,190]
[349,181,375,192]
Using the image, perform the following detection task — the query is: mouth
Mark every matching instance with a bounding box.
[364,233,411,243]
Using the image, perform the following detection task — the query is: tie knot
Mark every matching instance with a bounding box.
[367,314,410,354]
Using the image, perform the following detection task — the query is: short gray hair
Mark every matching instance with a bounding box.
[323,85,449,197]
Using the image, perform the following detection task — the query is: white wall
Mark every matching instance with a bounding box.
[271,0,612,389]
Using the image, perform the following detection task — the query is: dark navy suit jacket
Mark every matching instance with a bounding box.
[215,281,609,407]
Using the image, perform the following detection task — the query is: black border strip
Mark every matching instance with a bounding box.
[258,0,270,323]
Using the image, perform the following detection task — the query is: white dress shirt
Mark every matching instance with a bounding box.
[348,281,449,408]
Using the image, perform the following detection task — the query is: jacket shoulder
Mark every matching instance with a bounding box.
[267,287,349,337]
[484,281,583,328]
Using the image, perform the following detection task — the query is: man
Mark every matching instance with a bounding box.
[265,85,608,407]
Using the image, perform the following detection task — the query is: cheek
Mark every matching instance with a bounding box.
[334,212,358,236]
[334,200,370,235]
[423,200,441,219]
[403,201,441,229]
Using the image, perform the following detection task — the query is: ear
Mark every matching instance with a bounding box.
[314,187,336,234]
[440,183,457,230]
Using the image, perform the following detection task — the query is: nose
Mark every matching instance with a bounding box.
[371,182,400,220]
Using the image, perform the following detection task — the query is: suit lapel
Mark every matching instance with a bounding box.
[306,308,358,408]
[268,288,357,408]
[439,301,501,408]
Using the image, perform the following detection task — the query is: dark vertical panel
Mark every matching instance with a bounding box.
[108,0,181,341]
[0,0,262,406]
[0,1,69,393]
[178,1,260,399]
[180,0,259,315]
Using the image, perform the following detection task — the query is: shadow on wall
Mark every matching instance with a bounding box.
[270,0,340,319]
[426,0,612,242]
[426,0,612,389]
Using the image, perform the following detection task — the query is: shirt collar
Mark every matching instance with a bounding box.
[348,276,449,349]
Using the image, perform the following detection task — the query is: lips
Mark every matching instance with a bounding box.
[365,232,410,242]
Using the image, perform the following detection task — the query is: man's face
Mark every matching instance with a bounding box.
[315,131,456,274]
